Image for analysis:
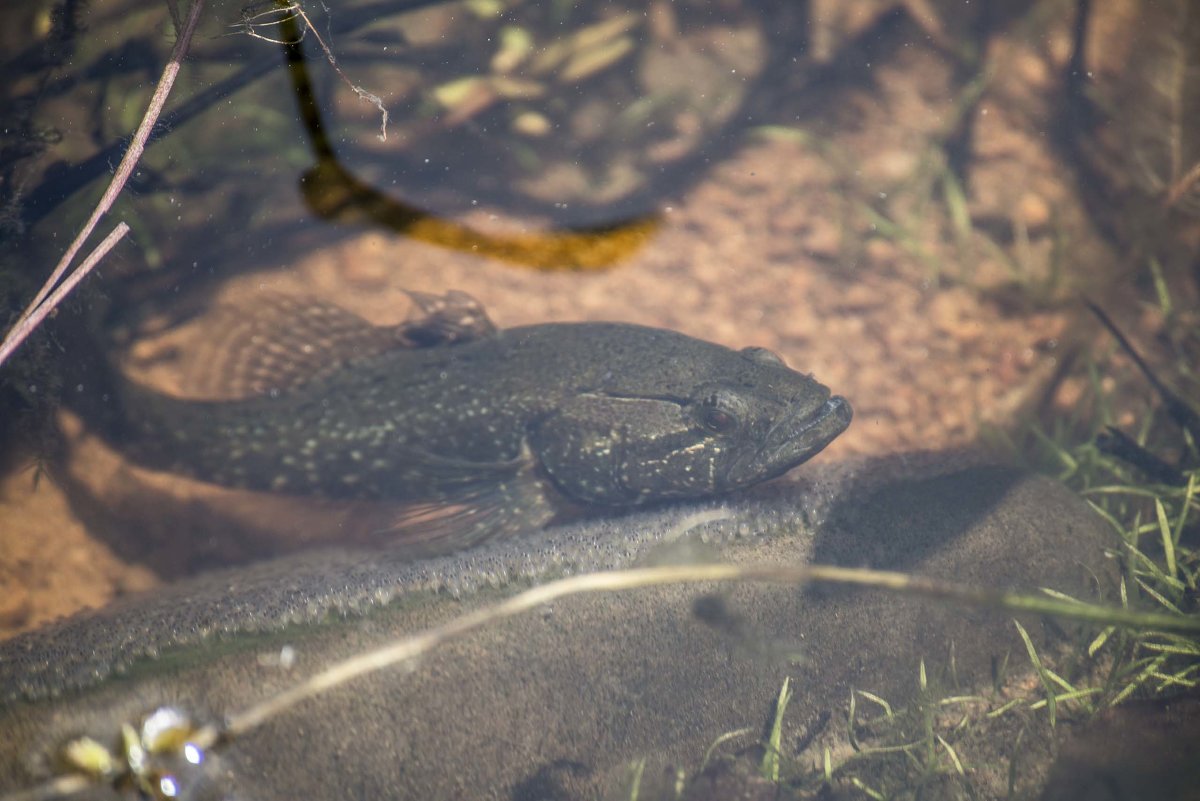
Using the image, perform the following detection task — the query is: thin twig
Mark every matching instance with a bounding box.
[210,561,1200,744]
[1165,160,1200,210]
[287,1,388,141]
[0,223,131,370]
[0,0,206,371]
[9,558,1197,801]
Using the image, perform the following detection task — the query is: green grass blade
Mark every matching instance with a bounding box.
[760,677,792,782]
[1156,498,1178,581]
[1014,620,1056,727]
[937,735,965,775]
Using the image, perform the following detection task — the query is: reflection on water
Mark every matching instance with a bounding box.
[276,3,666,270]
[278,0,779,226]
[298,158,662,269]
[0,0,1199,799]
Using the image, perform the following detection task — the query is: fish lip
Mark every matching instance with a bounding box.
[724,395,853,488]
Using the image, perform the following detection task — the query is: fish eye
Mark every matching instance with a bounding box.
[699,406,737,433]
[696,393,740,434]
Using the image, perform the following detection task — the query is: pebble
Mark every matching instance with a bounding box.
[0,583,31,629]
[1016,192,1051,230]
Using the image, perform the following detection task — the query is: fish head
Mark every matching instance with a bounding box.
[529,341,852,507]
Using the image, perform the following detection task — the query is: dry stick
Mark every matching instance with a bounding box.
[0,0,206,371]
[202,561,1200,747]
[1166,160,1200,209]
[4,223,132,372]
[9,559,1199,801]
[287,1,388,141]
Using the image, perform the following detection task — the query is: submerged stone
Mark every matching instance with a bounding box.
[0,454,1116,800]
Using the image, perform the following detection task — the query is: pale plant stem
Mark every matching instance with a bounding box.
[0,0,206,371]
[209,561,1200,745]
[0,223,131,371]
[9,558,1199,801]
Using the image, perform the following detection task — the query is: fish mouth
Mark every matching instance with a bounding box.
[725,396,852,488]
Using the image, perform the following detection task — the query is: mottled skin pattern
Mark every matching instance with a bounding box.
[102,302,851,543]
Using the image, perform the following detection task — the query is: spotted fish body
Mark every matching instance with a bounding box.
[100,293,852,546]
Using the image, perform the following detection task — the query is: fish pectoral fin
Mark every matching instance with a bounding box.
[371,440,556,554]
[398,289,498,347]
[369,472,557,556]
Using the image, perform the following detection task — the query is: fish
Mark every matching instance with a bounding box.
[79,290,852,550]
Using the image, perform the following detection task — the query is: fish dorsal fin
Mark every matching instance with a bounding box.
[181,291,496,399]
[399,289,497,347]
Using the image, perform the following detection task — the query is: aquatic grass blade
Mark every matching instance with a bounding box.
[855,690,894,719]
[699,728,752,773]
[1110,653,1170,705]
[1039,588,1082,604]
[1133,577,1184,613]
[1013,620,1056,727]
[626,758,645,801]
[937,695,986,707]
[760,676,792,783]
[847,688,860,752]
[1155,498,1179,581]
[1041,668,1078,694]
[849,777,885,800]
[1141,636,1200,656]
[935,735,965,775]
[1087,626,1116,656]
